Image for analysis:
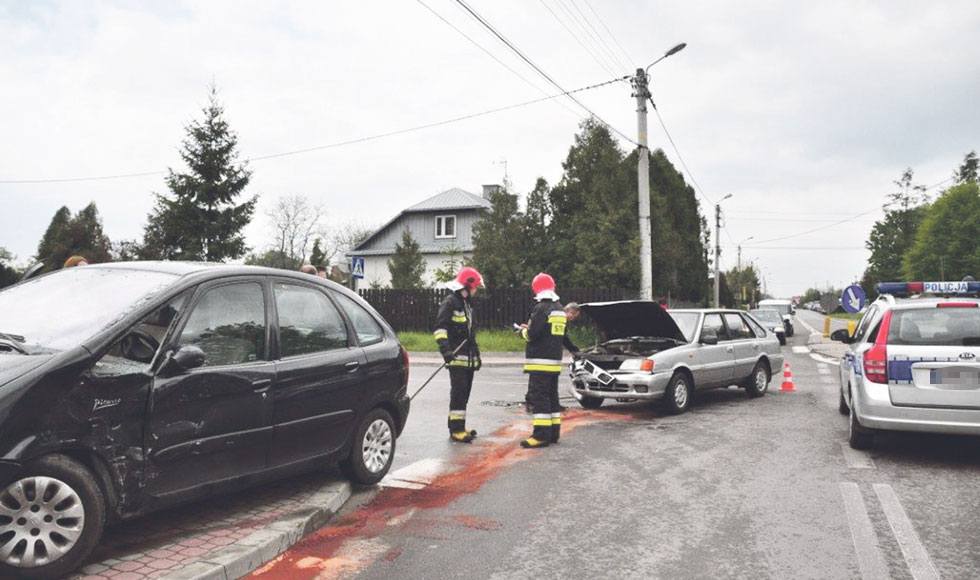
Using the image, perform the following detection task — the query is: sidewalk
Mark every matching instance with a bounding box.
[69,473,350,580]
[409,351,575,366]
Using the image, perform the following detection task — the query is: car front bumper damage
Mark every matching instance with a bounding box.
[569,359,671,401]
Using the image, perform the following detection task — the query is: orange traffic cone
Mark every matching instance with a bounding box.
[780,362,796,392]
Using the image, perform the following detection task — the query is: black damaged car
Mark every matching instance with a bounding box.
[0,262,410,578]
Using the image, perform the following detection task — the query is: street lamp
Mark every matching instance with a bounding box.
[714,194,732,307]
[634,42,687,301]
[737,236,753,271]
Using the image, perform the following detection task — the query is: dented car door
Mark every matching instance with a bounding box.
[145,279,275,497]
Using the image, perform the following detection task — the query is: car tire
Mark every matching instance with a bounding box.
[0,455,106,580]
[578,395,604,409]
[342,408,396,485]
[743,362,769,398]
[662,372,692,414]
[838,388,849,415]
[848,397,874,450]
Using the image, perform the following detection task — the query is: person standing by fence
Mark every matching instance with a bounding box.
[517,273,566,448]
[434,266,484,443]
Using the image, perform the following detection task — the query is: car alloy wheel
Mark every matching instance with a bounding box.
[362,418,393,475]
[343,408,397,485]
[0,476,85,568]
[0,455,105,579]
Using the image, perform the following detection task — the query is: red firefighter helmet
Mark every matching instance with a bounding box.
[455,266,484,290]
[532,273,556,295]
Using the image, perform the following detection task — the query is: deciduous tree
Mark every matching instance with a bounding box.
[35,203,112,271]
[903,182,980,280]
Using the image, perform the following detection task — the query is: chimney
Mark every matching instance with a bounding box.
[482,184,503,199]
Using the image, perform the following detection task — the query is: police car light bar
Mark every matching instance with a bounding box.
[877,281,980,294]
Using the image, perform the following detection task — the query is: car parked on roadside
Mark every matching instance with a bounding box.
[569,302,784,413]
[0,262,410,578]
[834,281,980,450]
[749,309,787,345]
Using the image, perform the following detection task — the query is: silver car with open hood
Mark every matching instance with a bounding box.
[570,302,784,414]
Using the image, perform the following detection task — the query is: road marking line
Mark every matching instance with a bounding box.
[792,346,810,354]
[380,458,447,489]
[841,443,875,469]
[839,482,892,580]
[810,352,839,365]
[874,484,940,580]
[797,316,820,335]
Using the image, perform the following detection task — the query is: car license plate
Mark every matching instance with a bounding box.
[930,367,980,386]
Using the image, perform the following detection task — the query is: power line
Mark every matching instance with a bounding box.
[454,0,637,146]
[648,97,714,207]
[751,204,894,245]
[582,0,635,68]
[564,0,629,73]
[538,0,620,78]
[0,76,627,184]
[415,0,581,120]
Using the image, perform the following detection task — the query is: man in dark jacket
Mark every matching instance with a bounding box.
[434,266,484,443]
[518,273,566,448]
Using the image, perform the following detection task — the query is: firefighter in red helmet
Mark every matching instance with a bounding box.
[517,273,566,448]
[433,266,484,443]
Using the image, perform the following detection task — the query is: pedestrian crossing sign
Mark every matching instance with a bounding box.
[351,257,365,279]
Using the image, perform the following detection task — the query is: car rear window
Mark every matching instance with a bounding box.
[887,307,980,346]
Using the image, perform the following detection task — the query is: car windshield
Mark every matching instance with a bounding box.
[751,309,783,324]
[0,268,180,352]
[888,307,980,346]
[668,312,700,343]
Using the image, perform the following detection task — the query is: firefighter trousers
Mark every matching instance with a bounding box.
[448,368,475,434]
[526,372,561,442]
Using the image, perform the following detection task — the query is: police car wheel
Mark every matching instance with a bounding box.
[578,395,603,409]
[838,388,849,415]
[848,399,874,450]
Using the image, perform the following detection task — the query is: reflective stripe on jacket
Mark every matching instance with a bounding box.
[523,299,565,374]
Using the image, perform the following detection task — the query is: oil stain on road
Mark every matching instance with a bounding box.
[249,408,638,579]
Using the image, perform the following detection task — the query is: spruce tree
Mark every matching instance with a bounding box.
[141,86,256,261]
[388,229,426,289]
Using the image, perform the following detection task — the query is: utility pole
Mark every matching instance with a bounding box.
[633,69,653,301]
[714,194,732,307]
[632,43,686,302]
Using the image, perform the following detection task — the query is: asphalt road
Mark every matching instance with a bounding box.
[250,324,980,580]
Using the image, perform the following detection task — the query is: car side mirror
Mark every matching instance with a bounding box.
[700,330,719,345]
[168,345,206,372]
[830,329,853,344]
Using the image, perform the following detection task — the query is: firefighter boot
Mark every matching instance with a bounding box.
[521,415,552,448]
[448,411,476,443]
[550,413,562,443]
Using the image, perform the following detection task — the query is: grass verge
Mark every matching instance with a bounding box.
[398,326,597,352]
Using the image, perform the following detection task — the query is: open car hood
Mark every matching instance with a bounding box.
[580,301,687,343]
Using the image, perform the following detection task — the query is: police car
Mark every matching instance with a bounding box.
[833,280,980,449]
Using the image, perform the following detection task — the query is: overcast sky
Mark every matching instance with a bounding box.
[2,0,978,296]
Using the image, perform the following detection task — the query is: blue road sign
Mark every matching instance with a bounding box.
[351,256,365,279]
[841,284,866,314]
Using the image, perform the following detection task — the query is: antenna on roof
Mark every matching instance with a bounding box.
[494,157,510,190]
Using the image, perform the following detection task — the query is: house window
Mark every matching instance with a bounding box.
[435,215,456,239]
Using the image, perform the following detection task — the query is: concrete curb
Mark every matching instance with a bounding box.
[164,480,352,580]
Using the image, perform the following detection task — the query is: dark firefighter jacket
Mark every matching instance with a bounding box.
[433,291,481,369]
[521,298,566,373]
